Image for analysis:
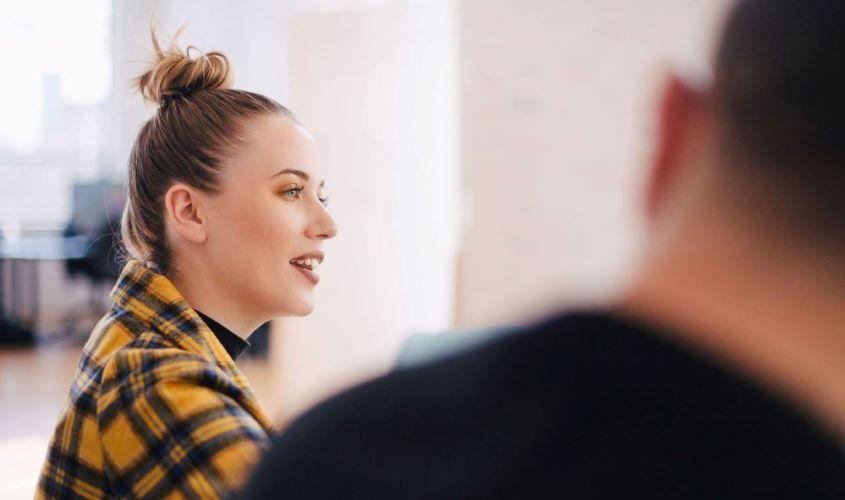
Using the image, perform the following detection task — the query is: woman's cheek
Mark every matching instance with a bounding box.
[240,198,278,237]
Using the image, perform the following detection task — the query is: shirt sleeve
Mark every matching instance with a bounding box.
[96,348,270,498]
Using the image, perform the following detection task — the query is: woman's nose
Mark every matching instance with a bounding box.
[308,205,338,240]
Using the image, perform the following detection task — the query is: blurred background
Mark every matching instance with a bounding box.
[0,0,731,496]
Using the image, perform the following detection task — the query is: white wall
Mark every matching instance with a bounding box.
[456,0,732,328]
[273,0,459,422]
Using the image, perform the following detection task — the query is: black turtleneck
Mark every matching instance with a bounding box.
[196,311,250,361]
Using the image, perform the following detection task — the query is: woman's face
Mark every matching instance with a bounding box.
[202,113,337,318]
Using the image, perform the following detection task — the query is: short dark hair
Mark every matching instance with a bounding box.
[713,0,845,233]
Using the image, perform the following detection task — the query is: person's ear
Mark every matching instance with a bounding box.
[164,183,207,244]
[645,74,706,223]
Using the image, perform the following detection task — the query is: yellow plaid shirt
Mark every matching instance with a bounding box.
[37,260,275,499]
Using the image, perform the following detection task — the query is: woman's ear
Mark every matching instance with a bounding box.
[164,183,208,244]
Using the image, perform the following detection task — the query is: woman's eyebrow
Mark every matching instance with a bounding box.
[269,168,309,180]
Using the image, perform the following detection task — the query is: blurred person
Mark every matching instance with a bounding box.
[36,31,337,499]
[240,0,845,498]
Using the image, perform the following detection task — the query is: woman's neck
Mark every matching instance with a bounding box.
[166,262,263,339]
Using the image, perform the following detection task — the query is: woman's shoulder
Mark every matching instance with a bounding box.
[99,336,225,390]
[94,338,251,425]
[76,308,222,397]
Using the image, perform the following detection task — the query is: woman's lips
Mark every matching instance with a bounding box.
[290,252,323,285]
[291,261,320,285]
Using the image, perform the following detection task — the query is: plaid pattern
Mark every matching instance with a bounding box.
[37,260,275,499]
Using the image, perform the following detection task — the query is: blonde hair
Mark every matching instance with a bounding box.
[121,29,292,274]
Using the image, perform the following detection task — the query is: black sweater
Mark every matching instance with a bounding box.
[240,312,845,499]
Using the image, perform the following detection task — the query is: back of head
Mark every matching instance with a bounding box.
[713,0,845,241]
[121,29,291,275]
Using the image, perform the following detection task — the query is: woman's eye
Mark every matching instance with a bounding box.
[281,186,304,198]
[319,196,330,207]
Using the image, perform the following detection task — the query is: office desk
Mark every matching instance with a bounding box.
[0,235,89,337]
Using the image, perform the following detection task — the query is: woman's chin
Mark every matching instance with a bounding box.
[279,298,315,317]
[263,287,316,317]
[291,306,314,317]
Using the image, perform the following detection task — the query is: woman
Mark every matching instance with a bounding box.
[37,32,337,499]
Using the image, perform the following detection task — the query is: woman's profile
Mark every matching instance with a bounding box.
[37,30,337,498]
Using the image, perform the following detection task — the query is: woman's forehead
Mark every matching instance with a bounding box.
[237,114,322,180]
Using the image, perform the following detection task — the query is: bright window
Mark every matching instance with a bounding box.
[0,0,112,233]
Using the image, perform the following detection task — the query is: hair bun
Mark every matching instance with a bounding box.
[136,29,232,105]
